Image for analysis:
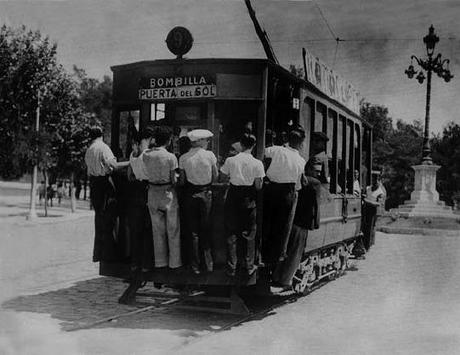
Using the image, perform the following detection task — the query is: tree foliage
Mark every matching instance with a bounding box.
[360,102,423,209]
[432,122,460,204]
[0,25,99,181]
[73,65,112,143]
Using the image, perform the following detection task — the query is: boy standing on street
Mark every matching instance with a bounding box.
[143,126,182,269]
[179,129,217,274]
[220,133,265,276]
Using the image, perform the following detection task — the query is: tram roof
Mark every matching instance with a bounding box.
[111,58,370,127]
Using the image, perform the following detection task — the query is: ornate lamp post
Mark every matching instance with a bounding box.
[405,25,453,164]
[395,25,457,218]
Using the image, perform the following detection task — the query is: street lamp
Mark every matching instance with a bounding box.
[405,25,453,164]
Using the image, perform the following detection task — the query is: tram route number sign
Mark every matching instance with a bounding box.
[139,75,216,100]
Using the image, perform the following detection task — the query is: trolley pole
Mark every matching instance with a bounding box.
[27,90,40,220]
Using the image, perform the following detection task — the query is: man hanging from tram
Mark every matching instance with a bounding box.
[85,126,129,262]
[178,129,217,274]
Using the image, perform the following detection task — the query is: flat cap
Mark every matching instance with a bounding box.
[307,156,323,170]
[312,131,329,141]
[187,129,214,142]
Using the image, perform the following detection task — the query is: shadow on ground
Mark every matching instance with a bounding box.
[2,269,355,335]
[2,277,247,333]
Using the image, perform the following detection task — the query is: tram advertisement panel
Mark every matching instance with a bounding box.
[139,75,216,100]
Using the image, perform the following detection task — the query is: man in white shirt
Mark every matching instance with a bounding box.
[220,133,265,276]
[85,126,129,262]
[263,129,306,266]
[362,172,386,250]
[143,126,182,269]
[178,129,217,274]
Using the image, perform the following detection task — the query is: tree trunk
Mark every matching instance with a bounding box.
[70,171,77,213]
[83,177,87,200]
[44,169,48,217]
[27,165,38,220]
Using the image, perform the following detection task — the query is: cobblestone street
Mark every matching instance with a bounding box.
[1,186,460,354]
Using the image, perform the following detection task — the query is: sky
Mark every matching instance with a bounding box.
[1,0,459,133]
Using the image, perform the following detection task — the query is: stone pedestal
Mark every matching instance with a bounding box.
[395,164,457,218]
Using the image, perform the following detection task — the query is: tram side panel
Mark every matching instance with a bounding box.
[304,196,361,253]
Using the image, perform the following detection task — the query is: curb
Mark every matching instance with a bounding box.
[377,226,460,237]
[3,211,93,226]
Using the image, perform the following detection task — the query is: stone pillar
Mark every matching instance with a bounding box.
[410,165,440,203]
[396,164,457,218]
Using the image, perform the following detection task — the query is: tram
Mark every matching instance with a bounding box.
[97,23,373,313]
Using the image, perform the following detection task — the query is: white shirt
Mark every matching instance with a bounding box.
[179,147,217,185]
[265,145,305,188]
[129,151,149,180]
[366,185,384,203]
[220,151,265,186]
[142,147,178,184]
[353,180,361,196]
[85,139,116,177]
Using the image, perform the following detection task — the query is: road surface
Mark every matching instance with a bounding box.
[1,205,459,354]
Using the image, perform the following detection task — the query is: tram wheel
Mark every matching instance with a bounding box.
[293,259,316,295]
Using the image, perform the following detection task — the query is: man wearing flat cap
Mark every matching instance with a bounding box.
[310,131,330,186]
[179,129,217,274]
[272,156,323,291]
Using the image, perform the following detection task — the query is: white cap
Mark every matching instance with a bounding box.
[187,129,214,142]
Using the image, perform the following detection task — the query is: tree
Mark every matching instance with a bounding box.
[360,101,423,209]
[0,25,100,213]
[383,119,423,209]
[73,66,112,143]
[432,122,460,204]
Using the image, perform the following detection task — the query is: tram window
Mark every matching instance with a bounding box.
[346,120,354,194]
[150,103,165,121]
[328,109,338,194]
[119,110,139,159]
[338,115,345,193]
[175,106,202,121]
[315,102,326,133]
[362,126,371,188]
[354,124,361,192]
[326,109,334,157]
[300,97,314,159]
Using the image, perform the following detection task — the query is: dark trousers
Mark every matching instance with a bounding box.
[262,182,297,263]
[183,184,213,270]
[89,176,118,262]
[362,202,378,250]
[225,185,257,271]
[272,224,308,286]
[126,181,153,269]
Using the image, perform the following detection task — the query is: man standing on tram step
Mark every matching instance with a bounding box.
[272,158,322,291]
[263,129,306,266]
[179,129,217,274]
[220,133,265,277]
[310,131,330,186]
[127,127,154,272]
[143,126,182,269]
[85,126,129,262]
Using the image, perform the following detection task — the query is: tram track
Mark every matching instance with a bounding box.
[63,270,335,346]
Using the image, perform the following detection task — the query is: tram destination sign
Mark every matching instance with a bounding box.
[139,75,216,100]
[303,48,360,115]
